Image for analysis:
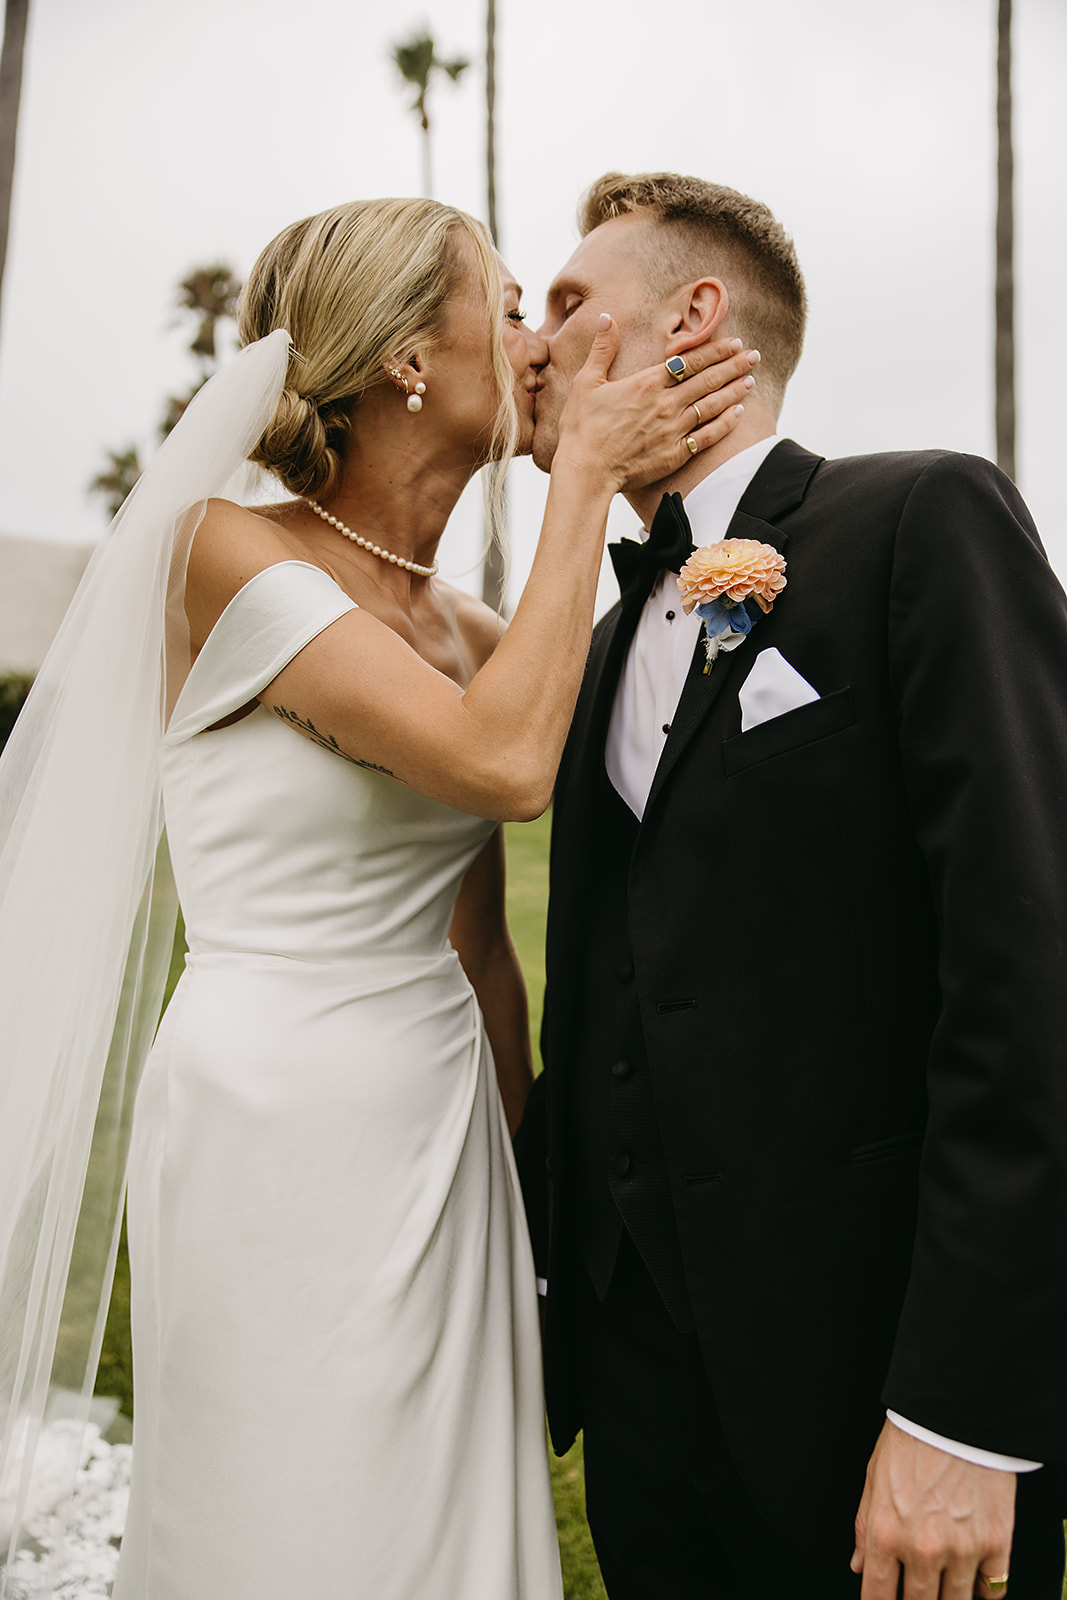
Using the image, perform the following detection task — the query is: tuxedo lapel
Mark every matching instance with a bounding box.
[559,504,675,819]
[643,441,823,819]
[584,604,634,765]
[548,592,644,976]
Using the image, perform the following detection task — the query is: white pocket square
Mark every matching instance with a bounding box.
[738,648,820,732]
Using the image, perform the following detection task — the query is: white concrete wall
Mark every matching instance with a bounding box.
[0,533,93,674]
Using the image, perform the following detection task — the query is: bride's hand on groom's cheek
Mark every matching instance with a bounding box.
[609,336,762,494]
[560,324,760,493]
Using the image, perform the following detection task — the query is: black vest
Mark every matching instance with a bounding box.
[568,768,694,1332]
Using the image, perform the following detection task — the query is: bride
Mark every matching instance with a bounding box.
[0,196,753,1599]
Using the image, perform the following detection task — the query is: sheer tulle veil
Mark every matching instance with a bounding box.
[0,330,290,1591]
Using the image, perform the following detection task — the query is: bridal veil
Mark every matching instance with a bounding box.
[0,330,290,1592]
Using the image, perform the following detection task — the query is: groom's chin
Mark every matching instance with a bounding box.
[530,425,556,475]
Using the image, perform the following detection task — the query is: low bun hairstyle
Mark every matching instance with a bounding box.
[238,198,519,508]
[253,386,350,501]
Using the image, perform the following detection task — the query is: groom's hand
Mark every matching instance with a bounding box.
[851,1420,1015,1599]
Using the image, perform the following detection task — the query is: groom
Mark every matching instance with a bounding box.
[516,170,1067,1599]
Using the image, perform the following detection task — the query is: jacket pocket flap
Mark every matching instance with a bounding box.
[723,686,855,776]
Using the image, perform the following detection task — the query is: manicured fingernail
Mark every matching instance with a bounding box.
[747,349,761,364]
[743,375,755,390]
[734,404,745,415]
[729,338,743,352]
[599,313,611,330]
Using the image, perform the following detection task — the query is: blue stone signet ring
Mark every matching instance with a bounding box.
[665,355,688,382]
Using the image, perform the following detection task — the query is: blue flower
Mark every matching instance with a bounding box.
[695,597,755,638]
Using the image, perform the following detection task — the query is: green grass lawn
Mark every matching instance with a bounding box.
[94,812,606,1598]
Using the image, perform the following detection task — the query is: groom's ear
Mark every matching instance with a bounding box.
[664,277,730,356]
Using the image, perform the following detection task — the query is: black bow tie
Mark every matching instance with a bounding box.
[608,493,694,609]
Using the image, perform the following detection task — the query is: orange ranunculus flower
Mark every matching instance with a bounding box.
[676,540,787,616]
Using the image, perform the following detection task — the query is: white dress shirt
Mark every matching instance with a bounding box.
[600,438,1039,1474]
[606,437,780,819]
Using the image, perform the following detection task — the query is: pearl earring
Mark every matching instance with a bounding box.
[407,382,426,414]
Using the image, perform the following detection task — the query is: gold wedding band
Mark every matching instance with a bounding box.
[665,356,688,382]
[690,402,703,425]
[980,1575,1009,1595]
[685,436,699,456]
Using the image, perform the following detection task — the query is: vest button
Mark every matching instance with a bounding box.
[612,1152,632,1179]
[615,959,634,983]
[611,1058,632,1080]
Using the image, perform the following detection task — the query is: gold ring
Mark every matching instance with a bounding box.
[690,402,703,425]
[665,356,687,382]
[685,436,699,456]
[980,1575,1009,1595]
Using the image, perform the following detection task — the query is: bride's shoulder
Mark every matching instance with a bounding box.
[186,498,304,647]
[196,495,298,545]
[446,585,507,670]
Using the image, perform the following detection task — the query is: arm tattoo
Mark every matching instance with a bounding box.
[271,704,402,780]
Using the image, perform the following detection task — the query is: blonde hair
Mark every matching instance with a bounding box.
[238,198,519,538]
[580,172,807,409]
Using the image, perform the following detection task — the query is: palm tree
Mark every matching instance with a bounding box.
[160,262,242,435]
[995,0,1015,481]
[0,0,30,341]
[90,263,242,515]
[88,447,142,520]
[485,0,498,247]
[480,0,508,611]
[174,263,242,363]
[391,30,469,198]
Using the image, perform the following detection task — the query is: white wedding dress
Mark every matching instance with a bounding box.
[112,558,562,1600]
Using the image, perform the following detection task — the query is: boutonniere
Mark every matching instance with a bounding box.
[677,540,787,673]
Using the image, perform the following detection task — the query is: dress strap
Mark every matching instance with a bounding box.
[166,560,357,740]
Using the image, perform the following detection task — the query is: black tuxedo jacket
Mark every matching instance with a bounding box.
[517,439,1067,1548]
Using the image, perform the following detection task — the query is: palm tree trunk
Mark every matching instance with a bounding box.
[486,0,498,247]
[420,117,433,199]
[0,0,30,337]
[481,0,508,612]
[995,0,1015,480]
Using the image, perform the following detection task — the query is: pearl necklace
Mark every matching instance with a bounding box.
[305,498,439,578]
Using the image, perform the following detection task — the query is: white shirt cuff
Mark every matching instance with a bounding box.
[887,1411,1042,1472]
[535,1277,548,1298]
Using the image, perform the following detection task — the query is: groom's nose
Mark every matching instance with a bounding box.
[526,323,550,368]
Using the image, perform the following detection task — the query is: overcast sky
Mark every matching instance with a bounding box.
[0,0,1063,606]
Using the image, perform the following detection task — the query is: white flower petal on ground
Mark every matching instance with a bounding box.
[1,1420,130,1599]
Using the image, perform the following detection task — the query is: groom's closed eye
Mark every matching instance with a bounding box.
[543,278,589,330]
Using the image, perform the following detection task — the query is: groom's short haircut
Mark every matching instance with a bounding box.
[580,171,807,407]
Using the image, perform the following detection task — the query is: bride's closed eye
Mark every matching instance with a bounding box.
[506,309,527,324]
